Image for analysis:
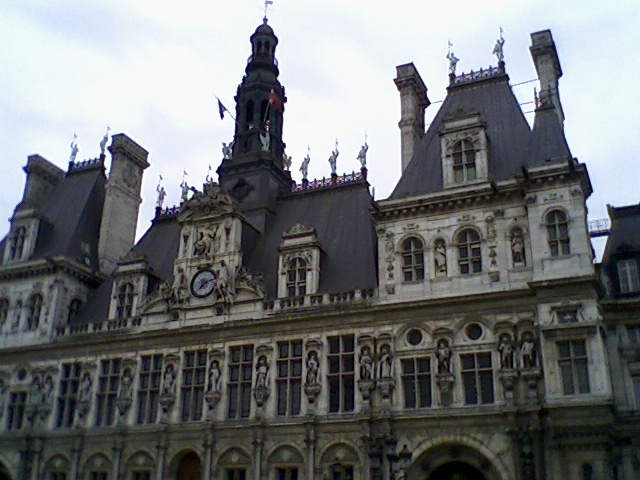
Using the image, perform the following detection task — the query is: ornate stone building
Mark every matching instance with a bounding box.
[0,20,638,480]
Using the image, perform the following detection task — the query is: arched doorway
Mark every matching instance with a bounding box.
[428,461,488,480]
[176,452,202,480]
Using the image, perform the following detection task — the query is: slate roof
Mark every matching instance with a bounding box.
[389,73,570,200]
[602,203,640,263]
[246,181,378,297]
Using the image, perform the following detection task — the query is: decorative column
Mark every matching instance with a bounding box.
[155,432,168,480]
[202,427,216,480]
[252,428,264,480]
[111,434,124,480]
[304,420,317,480]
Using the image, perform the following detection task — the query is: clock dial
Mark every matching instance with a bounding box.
[190,269,217,298]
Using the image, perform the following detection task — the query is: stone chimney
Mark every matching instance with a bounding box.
[17,155,64,211]
[394,63,430,173]
[530,30,564,127]
[98,134,149,275]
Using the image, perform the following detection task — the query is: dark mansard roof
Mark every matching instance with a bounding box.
[389,72,572,200]
[602,203,640,263]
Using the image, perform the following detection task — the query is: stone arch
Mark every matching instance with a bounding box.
[267,444,304,480]
[319,441,361,480]
[217,447,252,480]
[168,449,202,480]
[407,434,511,480]
[42,454,71,478]
[124,450,155,478]
[82,452,112,479]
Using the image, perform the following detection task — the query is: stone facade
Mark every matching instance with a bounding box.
[0,22,638,480]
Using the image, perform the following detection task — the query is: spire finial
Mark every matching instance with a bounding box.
[263,0,273,23]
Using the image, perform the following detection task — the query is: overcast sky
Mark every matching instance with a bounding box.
[1,1,638,257]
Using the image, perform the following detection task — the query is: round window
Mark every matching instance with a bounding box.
[406,328,423,346]
[465,323,483,340]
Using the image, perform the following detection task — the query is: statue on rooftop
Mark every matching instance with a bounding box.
[156,183,166,208]
[260,121,271,152]
[357,141,369,168]
[222,141,233,160]
[493,27,505,63]
[99,126,110,155]
[300,149,311,180]
[328,140,339,175]
[282,150,292,170]
[446,42,459,75]
[69,133,79,162]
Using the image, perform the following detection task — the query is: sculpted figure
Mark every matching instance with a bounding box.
[437,339,452,374]
[300,153,311,180]
[260,122,271,152]
[255,355,269,388]
[306,351,319,385]
[99,127,110,155]
[222,142,233,160]
[282,151,292,170]
[357,142,369,168]
[493,29,505,63]
[359,346,373,380]
[79,372,92,402]
[208,360,222,393]
[520,332,537,368]
[30,375,43,404]
[69,134,79,162]
[43,375,54,405]
[434,240,447,275]
[163,364,176,394]
[328,145,339,174]
[119,368,133,400]
[156,185,166,208]
[378,344,393,378]
[498,334,515,369]
[511,230,525,265]
[446,49,459,75]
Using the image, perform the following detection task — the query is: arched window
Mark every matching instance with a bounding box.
[26,294,42,330]
[0,298,8,326]
[457,229,482,274]
[245,100,255,129]
[452,139,476,183]
[116,283,135,319]
[546,209,570,256]
[401,237,425,282]
[9,226,26,260]
[67,298,82,324]
[618,259,640,293]
[286,257,307,297]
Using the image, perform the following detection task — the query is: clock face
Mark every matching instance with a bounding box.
[190,269,217,298]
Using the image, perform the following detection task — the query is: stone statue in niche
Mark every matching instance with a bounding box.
[436,339,452,374]
[214,260,235,304]
[162,364,176,395]
[43,375,54,406]
[172,267,188,303]
[207,360,222,393]
[255,355,269,388]
[79,372,92,402]
[260,121,271,152]
[434,239,447,276]
[498,334,515,369]
[306,351,319,385]
[29,375,43,404]
[193,229,214,257]
[520,332,537,368]
[511,230,525,265]
[359,346,373,380]
[282,151,292,170]
[378,344,393,378]
[119,368,133,401]
[485,215,496,239]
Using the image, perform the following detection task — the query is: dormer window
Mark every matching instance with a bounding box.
[9,226,26,261]
[546,209,570,256]
[67,298,82,324]
[116,283,135,319]
[452,140,476,183]
[618,259,640,294]
[286,257,307,297]
[278,224,321,298]
[401,237,424,282]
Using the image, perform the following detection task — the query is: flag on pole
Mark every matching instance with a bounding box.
[217,98,228,119]
[268,89,283,110]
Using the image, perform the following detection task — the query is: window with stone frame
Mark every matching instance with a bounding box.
[227,345,254,419]
[401,356,432,408]
[181,349,207,422]
[137,354,163,424]
[457,229,482,274]
[286,257,307,297]
[276,468,299,480]
[401,237,425,282]
[67,298,82,325]
[546,209,570,257]
[460,352,494,405]
[329,464,354,480]
[618,258,640,294]
[0,298,8,327]
[9,226,26,261]
[452,139,477,183]
[557,340,590,395]
[276,340,302,416]
[6,391,27,430]
[95,358,121,427]
[116,282,135,319]
[225,468,247,480]
[26,293,42,330]
[328,335,355,413]
[56,362,82,428]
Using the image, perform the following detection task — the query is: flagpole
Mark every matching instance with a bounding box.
[215,95,237,122]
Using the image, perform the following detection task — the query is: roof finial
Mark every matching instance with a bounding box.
[263,0,273,23]
[493,26,505,64]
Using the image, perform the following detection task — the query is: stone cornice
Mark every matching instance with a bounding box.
[0,256,104,286]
